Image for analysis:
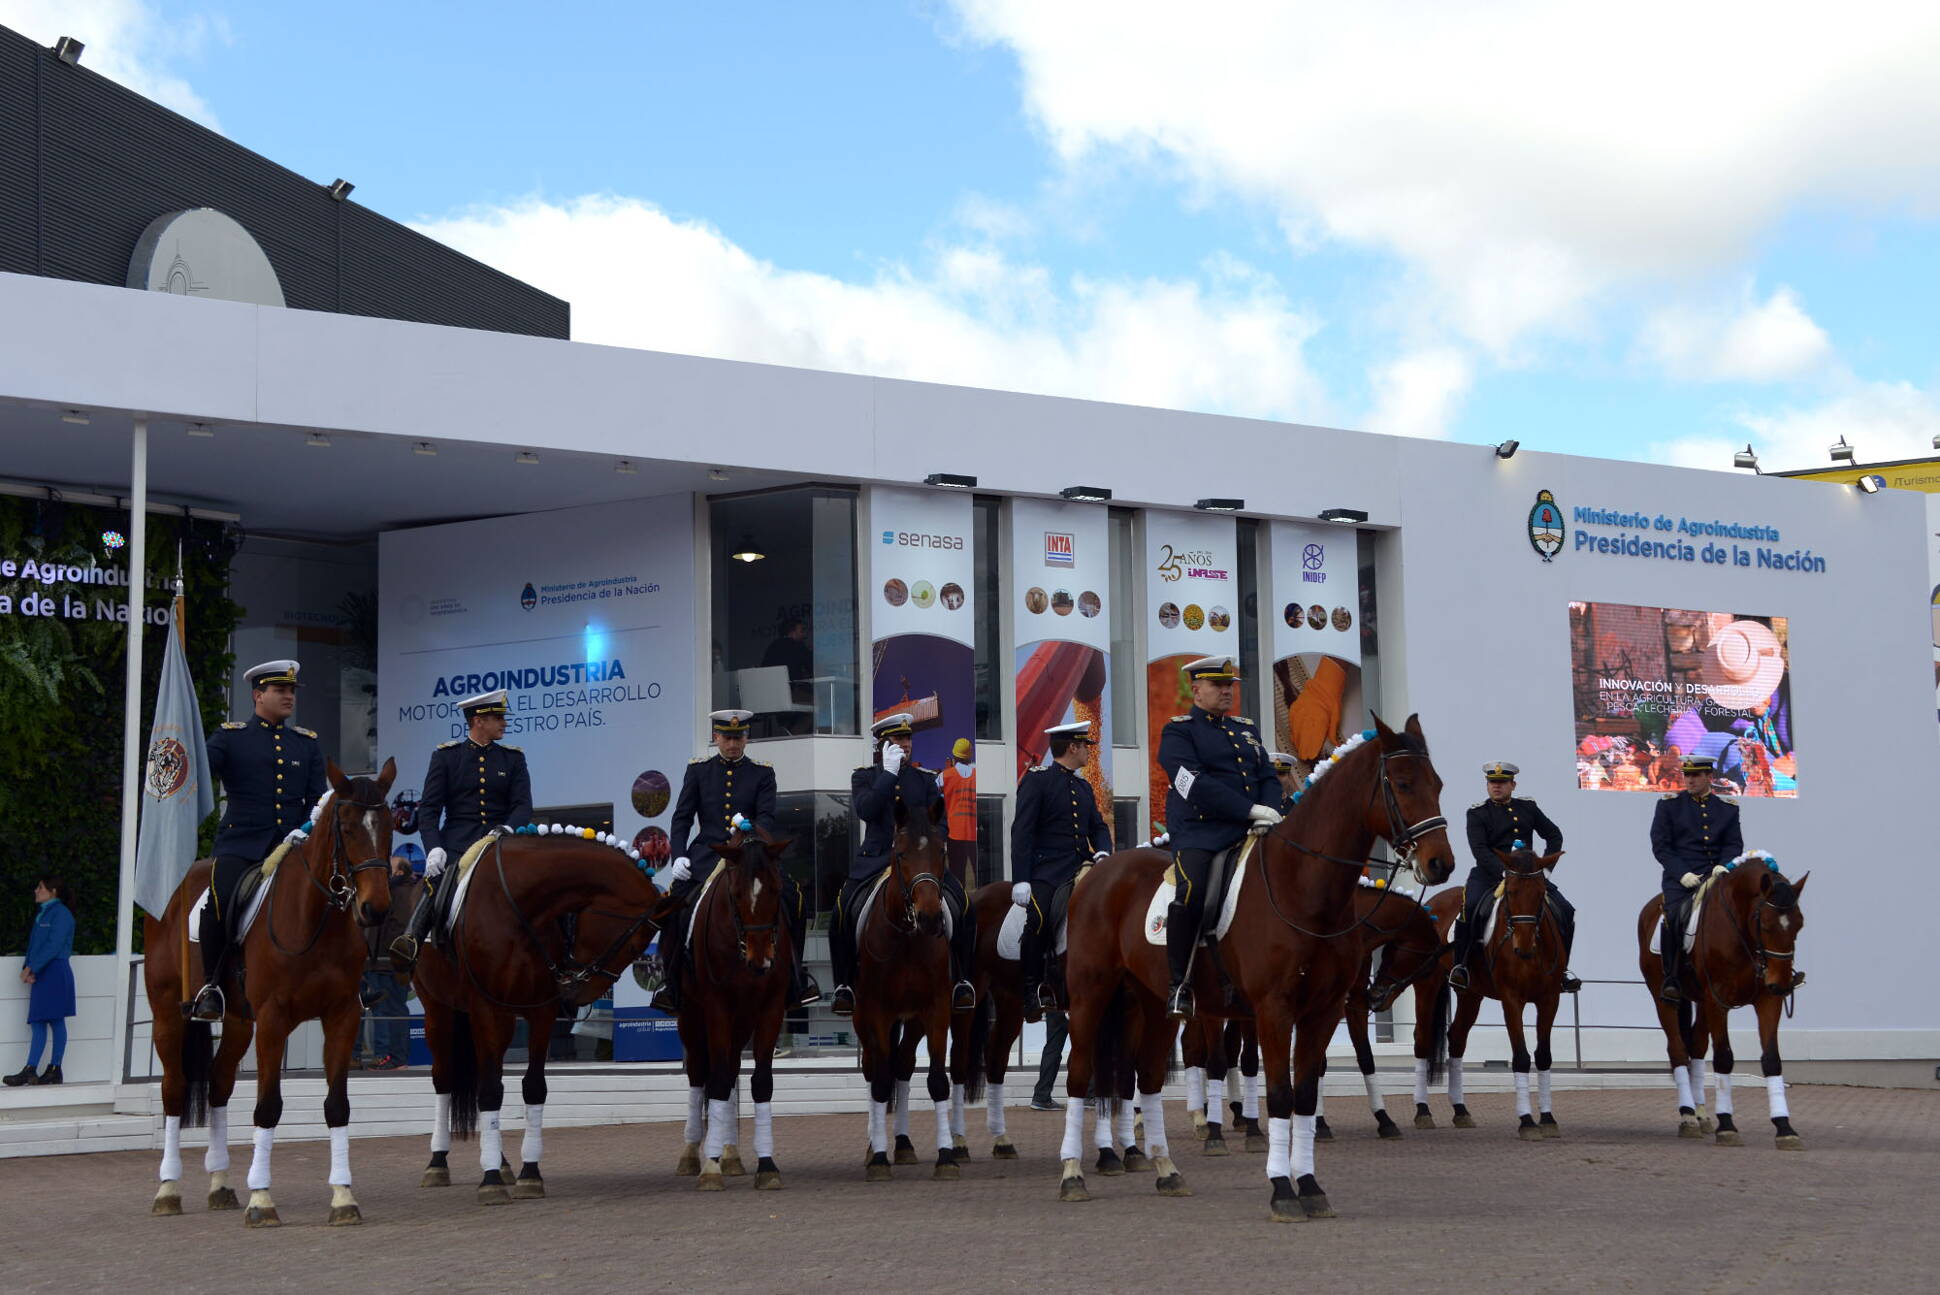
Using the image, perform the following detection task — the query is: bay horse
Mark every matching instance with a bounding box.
[1637,857,1808,1149]
[852,796,963,1181]
[1056,714,1456,1221]
[143,759,397,1227]
[413,830,668,1203]
[1325,884,1450,1140]
[672,828,796,1191]
[1423,847,1568,1139]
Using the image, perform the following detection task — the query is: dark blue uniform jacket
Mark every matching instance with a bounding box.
[1010,763,1112,888]
[1157,707,1279,852]
[207,718,328,859]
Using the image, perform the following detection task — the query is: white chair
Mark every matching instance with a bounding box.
[734,665,813,730]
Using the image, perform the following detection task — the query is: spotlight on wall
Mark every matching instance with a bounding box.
[1828,435,1855,464]
[327,178,355,202]
[515,451,539,465]
[186,422,214,438]
[707,468,730,482]
[1855,474,1885,495]
[1494,439,1519,460]
[53,36,84,65]
[60,409,90,425]
[1733,444,1760,472]
[1059,485,1112,502]
[1194,498,1244,512]
[1319,507,1369,525]
[615,459,637,475]
[305,432,331,448]
[730,532,765,563]
[924,472,977,489]
[413,440,436,456]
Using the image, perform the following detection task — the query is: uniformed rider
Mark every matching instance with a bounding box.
[1268,751,1299,800]
[830,712,976,1016]
[189,660,327,1021]
[649,709,821,1012]
[1649,754,1742,1003]
[1451,762,1578,992]
[1158,655,1282,1021]
[1010,720,1113,1015]
[390,689,533,969]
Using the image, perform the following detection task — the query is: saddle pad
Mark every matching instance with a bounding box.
[185,882,271,945]
[1142,849,1249,946]
[686,860,728,945]
[441,836,502,930]
[856,868,954,942]
[1649,893,1705,956]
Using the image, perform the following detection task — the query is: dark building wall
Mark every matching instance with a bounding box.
[0,25,568,339]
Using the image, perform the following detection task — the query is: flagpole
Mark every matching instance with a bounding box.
[110,417,148,1089]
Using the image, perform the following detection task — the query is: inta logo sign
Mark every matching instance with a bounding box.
[1045,532,1074,566]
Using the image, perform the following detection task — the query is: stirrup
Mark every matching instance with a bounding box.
[1658,979,1685,1004]
[188,984,226,1022]
[1448,964,1470,991]
[388,934,420,970]
[1166,983,1195,1021]
[650,982,680,1013]
[791,970,823,1009]
[952,980,976,1010]
[1560,971,1582,994]
[1032,982,1057,1013]
[831,985,855,1017]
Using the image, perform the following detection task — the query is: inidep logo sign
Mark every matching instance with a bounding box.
[1045,532,1074,566]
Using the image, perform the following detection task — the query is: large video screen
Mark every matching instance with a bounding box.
[1569,602,1795,798]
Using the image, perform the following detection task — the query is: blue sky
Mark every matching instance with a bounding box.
[10,0,1940,472]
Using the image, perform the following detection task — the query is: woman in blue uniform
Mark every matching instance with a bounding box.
[5,876,76,1087]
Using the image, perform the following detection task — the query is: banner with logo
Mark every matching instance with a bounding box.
[1011,498,1112,802]
[1569,601,1796,798]
[133,605,214,918]
[1929,494,1940,726]
[1143,511,1238,817]
[378,495,697,863]
[867,486,975,772]
[1267,520,1364,774]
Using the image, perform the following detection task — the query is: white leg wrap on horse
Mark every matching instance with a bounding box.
[894,1080,911,1138]
[1714,1071,1734,1115]
[1447,1057,1466,1106]
[1292,1113,1317,1180]
[160,1115,183,1182]
[1094,1097,1116,1150]
[478,1110,502,1176]
[205,1107,230,1173]
[683,1086,705,1143]
[1184,1067,1205,1114]
[1206,1075,1226,1118]
[1139,1090,1169,1156]
[754,1100,775,1159]
[1673,1064,1694,1110]
[1537,1069,1553,1115]
[1266,1115,1291,1179]
[1514,1071,1532,1118]
[1412,1057,1430,1106]
[1059,1096,1086,1161]
[246,1126,275,1192]
[521,1104,544,1165]
[1766,1075,1789,1119]
[328,1126,352,1187]
[951,1083,967,1138]
[1116,1098,1137,1148]
[432,1093,452,1154]
[869,1099,889,1154]
[1315,1088,1326,1118]
[1689,1058,1707,1104]
[1363,1070,1387,1114]
[933,1099,952,1151]
[987,1081,1007,1136]
[704,1098,732,1159]
[1242,1071,1260,1120]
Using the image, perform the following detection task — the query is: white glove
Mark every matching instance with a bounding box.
[1092,849,1110,863]
[671,856,692,883]
[1011,883,1031,907]
[881,742,906,775]
[1679,871,1702,889]
[424,847,448,878]
[1248,804,1283,828]
[1149,832,1170,848]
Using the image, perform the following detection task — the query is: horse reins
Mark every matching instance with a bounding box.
[266,793,391,958]
[860,840,947,959]
[1699,881,1803,1018]
[1482,860,1564,984]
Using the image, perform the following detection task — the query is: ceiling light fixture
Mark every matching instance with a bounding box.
[327,179,355,202]
[186,422,214,438]
[615,459,637,475]
[515,451,539,465]
[924,472,977,489]
[1494,439,1519,460]
[60,409,89,425]
[1194,497,1244,512]
[1828,435,1855,465]
[305,432,330,448]
[1059,485,1112,502]
[1855,474,1884,495]
[708,468,729,482]
[730,532,765,563]
[1733,444,1760,472]
[1319,507,1369,525]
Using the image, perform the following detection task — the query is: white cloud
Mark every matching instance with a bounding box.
[948,1,1940,356]
[1652,380,1940,473]
[1365,347,1472,441]
[0,0,226,127]
[413,195,1329,423]
[1638,285,1832,383]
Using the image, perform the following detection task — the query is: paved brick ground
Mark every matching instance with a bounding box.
[6,1085,1935,1293]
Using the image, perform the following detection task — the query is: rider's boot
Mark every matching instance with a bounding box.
[188,899,230,1021]
[389,886,438,973]
[1165,902,1196,1021]
[1446,917,1472,991]
[651,922,683,1013]
[1657,902,1685,1003]
[1018,918,1045,1022]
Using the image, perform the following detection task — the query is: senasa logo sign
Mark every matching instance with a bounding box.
[1045,532,1075,566]
[884,530,964,549]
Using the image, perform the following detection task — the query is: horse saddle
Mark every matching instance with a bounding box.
[189,868,270,947]
[682,860,730,950]
[996,877,1078,961]
[1143,841,1252,947]
[854,867,956,943]
[1650,889,1709,956]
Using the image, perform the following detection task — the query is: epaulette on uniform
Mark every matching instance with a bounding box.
[1232,715,1254,725]
[747,757,771,767]
[1660,792,1678,800]
[292,725,318,739]
[221,721,245,730]
[1469,800,1486,810]
[501,743,522,752]
[437,739,461,749]
[691,755,710,763]
[1168,714,1191,723]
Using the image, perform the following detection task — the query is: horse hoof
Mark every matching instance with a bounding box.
[1153,1156,1191,1197]
[477,1178,512,1206]
[675,1144,701,1177]
[1201,1133,1228,1157]
[1312,1120,1334,1143]
[1191,1112,1209,1140]
[510,1177,545,1200]
[1540,1118,1561,1140]
[720,1147,746,1176]
[991,1138,1019,1160]
[1678,1119,1704,1139]
[1452,1111,1477,1129]
[1715,1129,1745,1146]
[754,1168,784,1190]
[1518,1122,1545,1142]
[697,1160,726,1191]
[1244,1131,1267,1153]
[244,1205,280,1228]
[151,1189,182,1217]
[1775,1134,1805,1152]
[893,1136,919,1167]
[1296,1175,1335,1220]
[934,1158,960,1181]
[865,1153,893,1182]
[420,1166,451,1188]
[1096,1148,1124,1176]
[1122,1147,1152,1173]
[1378,1122,1405,1140]
[1413,1112,1436,1130]
[952,1136,972,1163]
[1698,1116,1716,1135]
[207,1187,240,1210]
[1269,1197,1300,1222]
[1058,1161,1089,1203]
[328,1203,362,1227]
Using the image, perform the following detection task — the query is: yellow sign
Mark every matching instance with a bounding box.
[1781,457,1940,493]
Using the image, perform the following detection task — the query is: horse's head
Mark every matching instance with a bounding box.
[1368,713,1455,886]
[323,757,398,927]
[1495,846,1562,960]
[714,827,792,974]
[1744,865,1808,996]
[1365,893,1447,1013]
[891,796,948,936]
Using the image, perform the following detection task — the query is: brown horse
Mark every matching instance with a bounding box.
[1637,858,1809,1149]
[1056,715,1456,1221]
[1423,847,1568,1139]
[143,760,397,1226]
[852,796,963,1181]
[673,829,795,1191]
[1327,884,1450,1140]
[1181,1017,1263,1154]
[413,831,667,1203]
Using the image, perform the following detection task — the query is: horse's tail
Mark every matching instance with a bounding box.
[1091,981,1135,1103]
[962,993,991,1105]
[884,1020,904,1114]
[1425,981,1451,1087]
[448,1009,479,1140]
[1676,994,1697,1057]
[180,1019,213,1129]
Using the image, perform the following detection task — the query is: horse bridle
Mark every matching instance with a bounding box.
[719,853,781,966]
[479,838,659,1005]
[1484,859,1563,980]
[1710,889,1801,1010]
[891,844,945,932]
[268,794,391,957]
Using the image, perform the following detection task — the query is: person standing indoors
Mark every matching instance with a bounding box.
[938,738,979,888]
[5,877,76,1087]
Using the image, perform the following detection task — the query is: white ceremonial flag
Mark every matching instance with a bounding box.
[134,602,213,917]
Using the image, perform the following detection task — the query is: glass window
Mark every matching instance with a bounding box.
[1108,508,1137,744]
[710,486,860,736]
[974,793,1006,890]
[1237,518,1261,722]
[771,790,854,924]
[973,496,1002,740]
[1113,797,1141,851]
